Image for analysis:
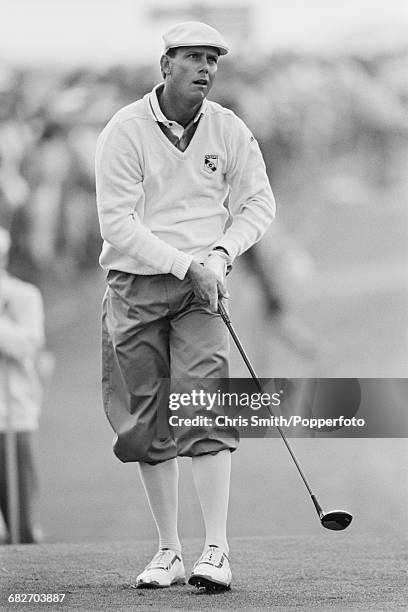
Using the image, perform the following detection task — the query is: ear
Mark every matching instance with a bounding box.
[160,54,171,78]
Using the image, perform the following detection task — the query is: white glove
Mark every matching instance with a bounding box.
[204,251,230,299]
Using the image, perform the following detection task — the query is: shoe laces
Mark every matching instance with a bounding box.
[148,549,178,570]
[198,546,225,567]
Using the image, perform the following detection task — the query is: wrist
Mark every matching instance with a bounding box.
[186,260,203,278]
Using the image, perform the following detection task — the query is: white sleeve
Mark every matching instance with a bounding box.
[217,120,276,260]
[95,121,192,279]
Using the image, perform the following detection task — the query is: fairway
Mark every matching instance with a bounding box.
[1,535,407,611]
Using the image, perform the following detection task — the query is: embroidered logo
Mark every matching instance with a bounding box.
[204,154,218,174]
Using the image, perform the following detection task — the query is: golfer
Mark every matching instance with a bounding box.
[95,21,275,591]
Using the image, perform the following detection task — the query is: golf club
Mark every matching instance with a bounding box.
[218,300,352,531]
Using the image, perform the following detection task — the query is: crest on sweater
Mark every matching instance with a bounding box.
[204,154,218,174]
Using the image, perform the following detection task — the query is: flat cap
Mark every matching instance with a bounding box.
[163,21,230,56]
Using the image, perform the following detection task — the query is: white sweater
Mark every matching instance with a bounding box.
[95,86,276,280]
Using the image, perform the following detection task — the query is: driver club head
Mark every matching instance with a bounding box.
[320,510,353,531]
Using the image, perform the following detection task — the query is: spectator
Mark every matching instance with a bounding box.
[0,227,47,543]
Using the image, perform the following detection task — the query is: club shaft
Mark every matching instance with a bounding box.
[218,302,314,498]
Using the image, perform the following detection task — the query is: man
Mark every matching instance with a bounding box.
[95,21,275,591]
[0,227,45,543]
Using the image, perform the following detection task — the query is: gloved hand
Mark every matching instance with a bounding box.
[187,261,220,312]
[204,251,230,300]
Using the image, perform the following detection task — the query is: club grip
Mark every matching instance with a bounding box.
[218,300,230,323]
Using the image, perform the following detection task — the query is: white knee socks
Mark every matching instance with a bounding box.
[138,450,231,556]
[138,458,181,554]
[192,449,231,554]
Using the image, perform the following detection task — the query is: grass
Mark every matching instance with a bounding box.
[1,535,407,611]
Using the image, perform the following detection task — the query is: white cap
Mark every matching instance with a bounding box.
[163,21,230,56]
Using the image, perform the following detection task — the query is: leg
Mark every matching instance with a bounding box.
[102,272,176,463]
[0,433,9,542]
[191,449,231,553]
[168,278,235,590]
[0,431,40,544]
[16,432,41,544]
[190,448,233,591]
[169,281,237,457]
[103,272,184,587]
[136,458,186,588]
[138,458,181,553]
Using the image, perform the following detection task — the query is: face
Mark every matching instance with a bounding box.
[162,46,219,103]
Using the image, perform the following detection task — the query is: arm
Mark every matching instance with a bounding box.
[216,120,276,260]
[95,121,192,280]
[0,282,45,363]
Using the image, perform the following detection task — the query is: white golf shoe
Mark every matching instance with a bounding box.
[136,549,186,588]
[188,545,232,591]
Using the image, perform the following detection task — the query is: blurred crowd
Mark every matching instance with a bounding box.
[0,47,407,281]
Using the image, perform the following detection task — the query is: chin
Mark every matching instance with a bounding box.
[189,90,207,103]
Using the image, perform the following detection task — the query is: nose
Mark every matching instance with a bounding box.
[199,55,211,73]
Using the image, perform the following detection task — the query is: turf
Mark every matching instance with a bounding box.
[1,535,407,611]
